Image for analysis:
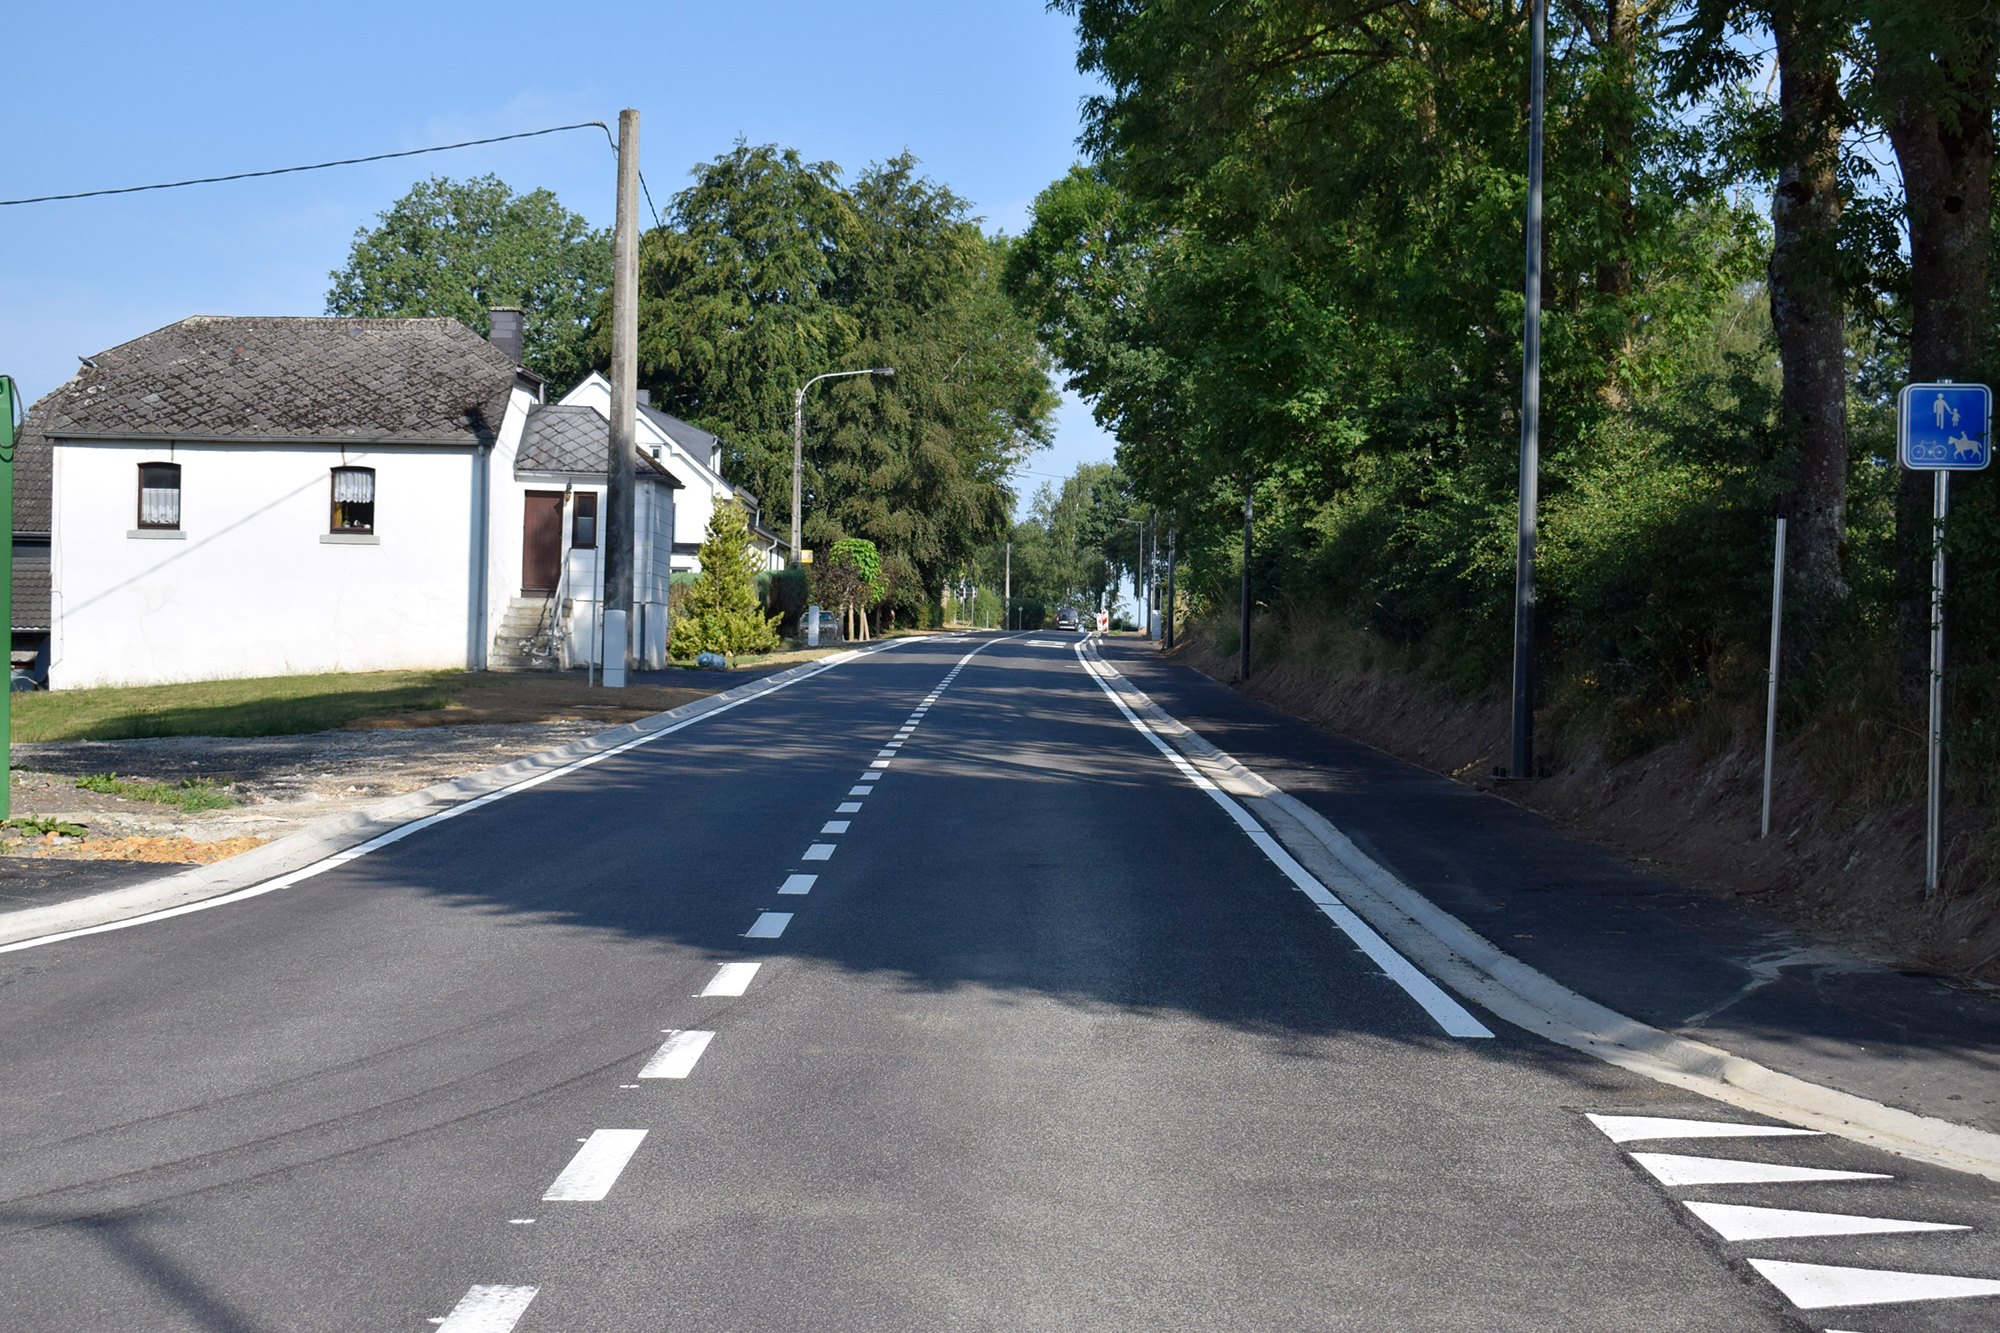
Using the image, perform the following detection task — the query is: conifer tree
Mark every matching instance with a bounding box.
[673,500,780,659]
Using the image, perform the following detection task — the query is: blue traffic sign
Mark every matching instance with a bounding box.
[1899,382,1992,470]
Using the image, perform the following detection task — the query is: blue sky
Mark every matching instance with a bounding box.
[2,0,1117,502]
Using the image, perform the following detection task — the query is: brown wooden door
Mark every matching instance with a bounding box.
[521,491,565,594]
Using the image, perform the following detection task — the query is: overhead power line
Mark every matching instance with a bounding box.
[0,121,663,226]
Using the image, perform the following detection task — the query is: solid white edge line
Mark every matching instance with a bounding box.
[0,642,911,955]
[1070,640,1493,1039]
[541,1128,649,1201]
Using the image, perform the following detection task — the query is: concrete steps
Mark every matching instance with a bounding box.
[490,596,561,671]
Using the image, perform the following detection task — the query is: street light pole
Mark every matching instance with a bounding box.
[791,367,894,561]
[1508,0,1547,778]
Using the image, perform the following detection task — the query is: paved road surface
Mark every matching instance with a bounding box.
[2,634,1996,1331]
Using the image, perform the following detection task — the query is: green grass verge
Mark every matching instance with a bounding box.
[10,670,457,743]
[76,773,237,812]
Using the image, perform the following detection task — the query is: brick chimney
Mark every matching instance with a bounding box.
[487,307,525,365]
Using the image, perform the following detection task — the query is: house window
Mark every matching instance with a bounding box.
[572,492,598,549]
[137,462,181,529]
[331,467,376,534]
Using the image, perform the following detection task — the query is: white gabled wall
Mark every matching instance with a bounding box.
[51,439,485,689]
[557,374,784,575]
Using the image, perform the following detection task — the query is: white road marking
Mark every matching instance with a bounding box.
[778,874,816,894]
[821,821,851,833]
[1587,1114,1822,1144]
[1748,1259,2000,1309]
[0,641,916,956]
[861,772,883,782]
[802,844,836,861]
[877,749,899,757]
[869,760,892,769]
[542,1129,648,1201]
[640,1030,716,1079]
[837,802,862,813]
[436,1285,538,1333]
[1070,644,1491,1038]
[701,962,761,996]
[1628,1152,1890,1186]
[745,911,793,938]
[847,787,872,797]
[1684,1201,1967,1241]
[507,1219,534,1225]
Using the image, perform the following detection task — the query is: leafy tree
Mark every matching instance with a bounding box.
[326,174,610,392]
[622,144,1056,621]
[672,500,781,658]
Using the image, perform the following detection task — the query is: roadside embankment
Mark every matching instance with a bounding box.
[1165,618,1999,987]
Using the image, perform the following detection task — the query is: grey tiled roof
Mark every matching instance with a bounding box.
[14,414,51,535]
[641,402,719,458]
[12,563,49,632]
[29,316,518,445]
[518,404,679,483]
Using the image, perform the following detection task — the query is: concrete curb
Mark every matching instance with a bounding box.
[1084,643,2000,1182]
[0,647,891,949]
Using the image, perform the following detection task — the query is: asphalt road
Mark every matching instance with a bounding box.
[2,633,1996,1332]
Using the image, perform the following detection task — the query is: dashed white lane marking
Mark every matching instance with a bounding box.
[0,641,914,956]
[701,962,760,996]
[1628,1152,1889,1186]
[821,821,851,833]
[744,911,793,938]
[778,874,817,895]
[837,802,862,813]
[869,760,892,769]
[877,749,899,757]
[640,1030,716,1079]
[1587,1114,1822,1144]
[435,1285,539,1332]
[861,771,883,782]
[802,844,836,861]
[542,1129,648,1201]
[1684,1201,1968,1242]
[1747,1258,2000,1309]
[847,787,872,797]
[1072,644,1492,1039]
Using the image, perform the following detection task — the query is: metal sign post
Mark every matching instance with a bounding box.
[1761,517,1785,839]
[1897,381,1992,895]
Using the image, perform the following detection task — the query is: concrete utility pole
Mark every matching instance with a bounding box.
[1004,541,1011,630]
[1165,524,1176,650]
[603,107,641,687]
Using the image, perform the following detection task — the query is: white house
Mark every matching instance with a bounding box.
[20,313,690,689]
[558,371,790,573]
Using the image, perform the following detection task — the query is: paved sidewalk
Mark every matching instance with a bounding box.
[1100,639,2000,1138]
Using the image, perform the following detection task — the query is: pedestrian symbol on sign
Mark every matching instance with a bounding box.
[1900,383,1991,471]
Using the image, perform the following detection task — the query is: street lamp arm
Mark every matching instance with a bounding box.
[790,367,896,561]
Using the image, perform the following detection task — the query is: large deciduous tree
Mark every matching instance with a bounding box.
[326,174,609,392]
[626,143,1056,620]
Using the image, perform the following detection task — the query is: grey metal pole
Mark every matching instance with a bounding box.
[791,387,805,561]
[1761,517,1786,838]
[1508,0,1546,779]
[604,107,641,685]
[1927,471,1949,896]
[789,367,893,566]
[1239,481,1253,682]
[1165,525,1176,650]
[1004,540,1011,630]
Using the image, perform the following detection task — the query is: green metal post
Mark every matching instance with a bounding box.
[0,376,15,822]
